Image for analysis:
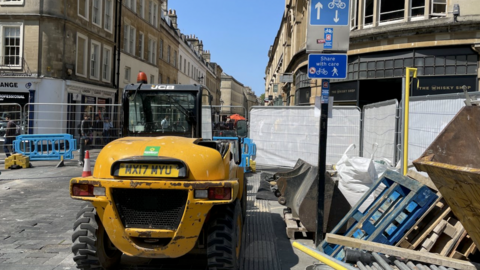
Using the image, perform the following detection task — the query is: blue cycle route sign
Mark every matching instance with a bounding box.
[310,0,350,26]
[308,54,348,79]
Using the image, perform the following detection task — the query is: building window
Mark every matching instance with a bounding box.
[431,0,446,15]
[150,1,158,26]
[180,55,182,70]
[159,39,163,59]
[102,45,112,82]
[414,55,478,76]
[123,24,129,53]
[139,32,144,59]
[158,73,162,84]
[173,50,177,67]
[125,66,131,82]
[167,46,171,64]
[167,77,170,84]
[188,62,190,76]
[273,85,278,93]
[148,1,152,24]
[90,40,101,79]
[129,26,136,55]
[78,0,89,20]
[126,0,136,12]
[148,38,156,64]
[76,32,88,77]
[350,0,358,30]
[0,0,24,5]
[104,0,113,32]
[411,0,425,18]
[379,0,404,23]
[124,24,135,55]
[153,3,158,26]
[364,0,374,26]
[139,0,144,18]
[183,59,186,73]
[0,23,23,67]
[92,0,102,27]
[150,75,154,83]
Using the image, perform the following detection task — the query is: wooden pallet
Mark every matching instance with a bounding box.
[284,212,309,239]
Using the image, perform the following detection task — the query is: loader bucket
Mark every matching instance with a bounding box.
[277,159,349,233]
[273,159,309,180]
[413,105,480,249]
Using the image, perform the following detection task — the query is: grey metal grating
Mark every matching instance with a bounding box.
[112,188,188,230]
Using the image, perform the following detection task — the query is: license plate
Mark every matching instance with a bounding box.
[118,163,180,178]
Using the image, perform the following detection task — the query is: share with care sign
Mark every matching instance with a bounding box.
[307,54,348,79]
[307,0,351,52]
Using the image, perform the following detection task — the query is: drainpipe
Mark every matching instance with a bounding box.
[114,0,123,96]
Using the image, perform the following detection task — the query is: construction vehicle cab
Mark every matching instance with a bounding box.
[69,73,246,270]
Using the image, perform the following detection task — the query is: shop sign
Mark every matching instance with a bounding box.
[0,93,29,103]
[413,76,477,96]
[330,81,357,101]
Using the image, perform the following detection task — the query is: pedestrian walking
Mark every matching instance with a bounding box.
[3,114,17,157]
[80,115,92,147]
[103,117,113,144]
[161,115,170,130]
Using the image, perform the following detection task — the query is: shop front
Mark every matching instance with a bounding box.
[331,45,479,108]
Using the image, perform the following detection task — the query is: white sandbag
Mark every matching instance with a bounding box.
[336,144,378,212]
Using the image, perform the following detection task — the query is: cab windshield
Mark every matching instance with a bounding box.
[126,91,197,137]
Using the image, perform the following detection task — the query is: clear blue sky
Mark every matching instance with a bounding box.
[168,0,285,97]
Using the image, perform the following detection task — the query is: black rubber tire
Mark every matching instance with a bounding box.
[207,200,243,270]
[72,203,122,270]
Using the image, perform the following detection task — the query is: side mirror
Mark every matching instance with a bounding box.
[236,120,248,138]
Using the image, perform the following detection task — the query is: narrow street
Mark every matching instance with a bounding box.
[0,155,314,270]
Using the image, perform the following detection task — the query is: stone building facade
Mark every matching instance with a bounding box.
[266,0,480,107]
[0,0,118,133]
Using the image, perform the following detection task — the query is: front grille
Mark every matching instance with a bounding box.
[112,188,188,230]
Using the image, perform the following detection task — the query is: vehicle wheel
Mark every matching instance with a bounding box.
[274,189,281,198]
[207,200,243,270]
[278,196,286,205]
[72,203,121,270]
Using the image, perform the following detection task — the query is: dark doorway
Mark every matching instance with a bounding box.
[358,78,402,108]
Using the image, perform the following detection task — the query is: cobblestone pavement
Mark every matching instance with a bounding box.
[0,156,314,270]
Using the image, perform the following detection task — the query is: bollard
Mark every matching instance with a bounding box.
[78,138,85,166]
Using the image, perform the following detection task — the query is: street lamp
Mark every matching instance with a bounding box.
[198,75,204,84]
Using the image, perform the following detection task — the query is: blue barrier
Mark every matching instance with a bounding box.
[14,134,77,161]
[213,136,257,172]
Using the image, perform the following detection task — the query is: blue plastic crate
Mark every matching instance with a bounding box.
[321,170,438,260]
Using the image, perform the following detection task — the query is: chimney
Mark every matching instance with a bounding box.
[202,50,211,62]
[168,9,178,29]
[198,40,204,52]
[161,0,167,12]
[187,34,199,50]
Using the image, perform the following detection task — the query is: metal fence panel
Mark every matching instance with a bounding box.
[24,103,122,148]
[0,103,22,137]
[362,99,398,163]
[202,106,212,139]
[407,92,480,166]
[249,106,361,167]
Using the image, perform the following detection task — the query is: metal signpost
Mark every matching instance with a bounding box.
[307,0,351,248]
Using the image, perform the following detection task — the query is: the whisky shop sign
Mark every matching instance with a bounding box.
[413,76,477,96]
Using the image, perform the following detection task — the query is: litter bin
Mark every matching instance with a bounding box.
[413,105,480,250]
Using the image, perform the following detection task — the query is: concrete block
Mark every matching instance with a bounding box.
[433,220,447,234]
[443,223,457,238]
